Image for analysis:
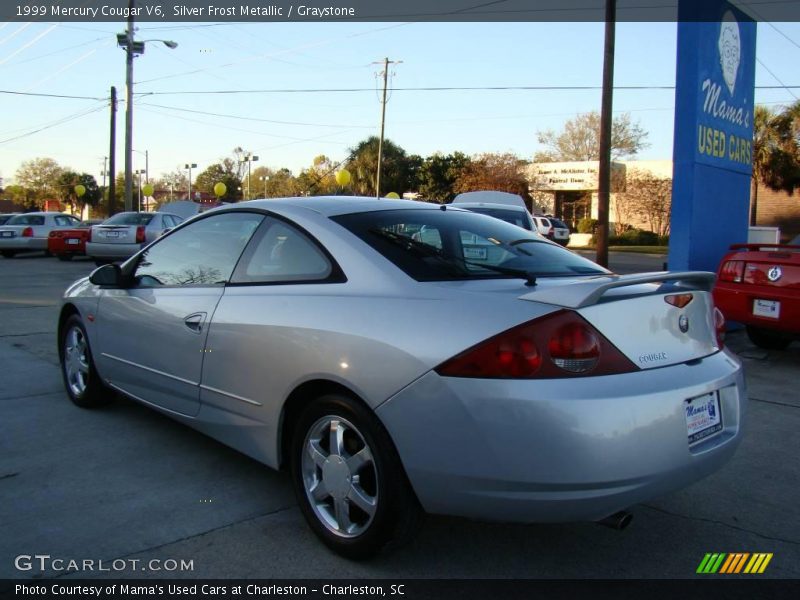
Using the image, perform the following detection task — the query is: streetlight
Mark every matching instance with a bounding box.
[134,169,146,211]
[185,163,197,201]
[117,2,177,212]
[132,149,149,185]
[239,153,259,200]
[260,175,269,198]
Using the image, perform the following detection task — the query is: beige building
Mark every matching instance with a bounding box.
[528,160,672,233]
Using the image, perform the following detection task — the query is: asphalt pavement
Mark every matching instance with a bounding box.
[0,252,798,581]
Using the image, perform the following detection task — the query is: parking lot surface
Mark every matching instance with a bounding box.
[0,253,798,580]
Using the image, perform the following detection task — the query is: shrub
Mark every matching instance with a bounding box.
[577,218,598,234]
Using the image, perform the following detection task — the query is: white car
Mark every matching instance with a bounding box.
[533,215,571,246]
[0,212,83,258]
[452,191,538,232]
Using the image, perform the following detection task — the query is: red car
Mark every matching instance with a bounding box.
[47,220,102,261]
[713,239,800,349]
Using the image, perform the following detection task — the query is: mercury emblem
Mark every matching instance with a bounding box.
[767,266,782,282]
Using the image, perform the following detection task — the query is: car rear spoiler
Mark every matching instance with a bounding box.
[730,243,800,252]
[519,271,716,309]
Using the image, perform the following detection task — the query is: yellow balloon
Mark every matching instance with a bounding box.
[74,184,86,197]
[335,169,351,186]
[385,192,400,199]
[141,183,154,197]
[213,182,227,197]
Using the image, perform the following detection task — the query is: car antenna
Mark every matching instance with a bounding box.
[525,273,537,287]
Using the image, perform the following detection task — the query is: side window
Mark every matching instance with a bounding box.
[55,216,77,226]
[231,217,334,284]
[134,212,264,287]
[161,215,175,228]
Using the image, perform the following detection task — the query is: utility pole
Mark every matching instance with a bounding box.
[123,1,135,212]
[596,0,616,269]
[185,163,197,200]
[108,86,117,216]
[373,57,401,198]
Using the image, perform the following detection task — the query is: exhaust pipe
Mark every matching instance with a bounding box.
[597,510,633,530]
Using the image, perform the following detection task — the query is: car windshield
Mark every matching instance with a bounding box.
[549,218,569,229]
[460,207,532,230]
[103,213,155,226]
[333,209,609,282]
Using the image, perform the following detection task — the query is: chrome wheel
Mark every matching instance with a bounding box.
[301,415,378,538]
[64,325,90,398]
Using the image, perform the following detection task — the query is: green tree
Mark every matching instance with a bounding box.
[55,171,101,215]
[416,152,471,203]
[453,153,532,206]
[195,163,242,203]
[296,155,339,196]
[536,112,649,161]
[619,168,672,236]
[751,104,800,225]
[346,136,412,197]
[15,157,64,208]
[264,168,299,198]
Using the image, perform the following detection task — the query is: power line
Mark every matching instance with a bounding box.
[0,104,106,145]
[0,89,106,100]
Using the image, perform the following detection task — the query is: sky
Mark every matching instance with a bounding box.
[1,17,800,188]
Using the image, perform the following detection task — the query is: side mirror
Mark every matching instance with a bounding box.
[89,263,123,287]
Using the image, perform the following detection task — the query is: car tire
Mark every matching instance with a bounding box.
[59,315,111,408]
[290,394,422,559]
[1,250,15,258]
[57,254,73,261]
[746,326,791,350]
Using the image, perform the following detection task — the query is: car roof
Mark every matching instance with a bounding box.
[454,202,528,213]
[452,191,527,208]
[236,196,447,218]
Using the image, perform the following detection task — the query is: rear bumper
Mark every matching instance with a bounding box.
[377,349,746,523]
[49,239,86,255]
[85,242,142,259]
[0,237,47,251]
[714,283,800,334]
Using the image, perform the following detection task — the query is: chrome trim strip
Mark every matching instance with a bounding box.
[200,384,262,407]
[106,381,195,419]
[101,353,198,387]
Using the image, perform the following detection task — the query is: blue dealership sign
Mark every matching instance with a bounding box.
[669,1,756,273]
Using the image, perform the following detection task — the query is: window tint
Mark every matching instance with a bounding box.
[334,209,608,282]
[54,216,78,226]
[104,212,154,226]
[9,215,45,226]
[231,217,334,284]
[462,207,532,230]
[134,212,263,287]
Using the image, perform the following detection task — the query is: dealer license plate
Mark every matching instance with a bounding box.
[685,392,722,444]
[66,238,80,245]
[463,247,488,260]
[753,299,780,319]
[0,231,12,237]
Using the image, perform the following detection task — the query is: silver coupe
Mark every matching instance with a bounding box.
[58,197,746,558]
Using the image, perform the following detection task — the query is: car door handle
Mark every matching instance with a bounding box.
[184,312,207,333]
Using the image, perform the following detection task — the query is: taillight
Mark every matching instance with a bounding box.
[665,293,693,308]
[135,226,146,244]
[22,227,33,237]
[48,231,57,238]
[435,310,638,379]
[714,307,726,349]
[719,260,745,283]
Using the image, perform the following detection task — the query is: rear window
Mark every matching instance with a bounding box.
[8,215,45,225]
[103,213,155,226]
[461,207,532,231]
[549,218,569,229]
[333,209,608,282]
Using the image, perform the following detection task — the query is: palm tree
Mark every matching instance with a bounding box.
[751,105,800,225]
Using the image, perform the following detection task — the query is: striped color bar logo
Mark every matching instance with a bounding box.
[696,553,773,574]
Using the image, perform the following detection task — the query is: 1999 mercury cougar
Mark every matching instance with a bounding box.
[58,197,746,558]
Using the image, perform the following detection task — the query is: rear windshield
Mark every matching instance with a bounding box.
[333,209,608,282]
[549,218,569,229]
[103,213,155,226]
[460,207,532,231]
[8,215,45,225]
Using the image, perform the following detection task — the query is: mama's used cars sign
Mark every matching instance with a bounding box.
[669,0,756,273]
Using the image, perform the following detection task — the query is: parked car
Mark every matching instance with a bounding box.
[452,191,537,231]
[85,212,184,264]
[713,241,799,349]
[59,197,745,558]
[48,219,104,261]
[533,215,571,246]
[0,213,20,226]
[0,212,82,258]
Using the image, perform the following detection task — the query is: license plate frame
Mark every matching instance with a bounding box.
[0,231,12,238]
[753,299,780,319]
[685,391,723,445]
[66,238,80,245]
[105,230,120,238]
